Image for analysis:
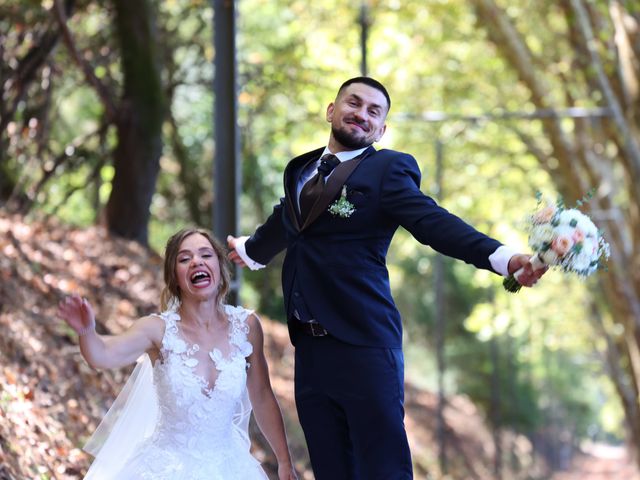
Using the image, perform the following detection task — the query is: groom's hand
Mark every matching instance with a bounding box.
[508,254,547,287]
[227,235,247,267]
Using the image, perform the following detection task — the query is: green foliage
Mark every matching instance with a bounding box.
[452,333,542,432]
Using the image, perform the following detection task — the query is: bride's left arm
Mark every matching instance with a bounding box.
[246,313,298,480]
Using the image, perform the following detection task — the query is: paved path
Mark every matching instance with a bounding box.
[552,444,639,480]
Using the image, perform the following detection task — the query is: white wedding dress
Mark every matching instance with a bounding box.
[83,304,269,480]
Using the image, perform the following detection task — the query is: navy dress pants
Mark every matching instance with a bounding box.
[294,333,413,480]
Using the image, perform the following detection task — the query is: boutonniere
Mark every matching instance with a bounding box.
[328,186,356,218]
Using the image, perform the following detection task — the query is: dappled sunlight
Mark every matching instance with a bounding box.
[3,0,640,477]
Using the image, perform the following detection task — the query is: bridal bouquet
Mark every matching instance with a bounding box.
[503,192,610,293]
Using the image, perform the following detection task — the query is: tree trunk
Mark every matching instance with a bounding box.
[105,0,165,245]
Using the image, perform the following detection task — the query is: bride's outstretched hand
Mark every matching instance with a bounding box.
[278,462,298,480]
[58,294,95,335]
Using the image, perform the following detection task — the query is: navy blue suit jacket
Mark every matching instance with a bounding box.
[245,146,502,348]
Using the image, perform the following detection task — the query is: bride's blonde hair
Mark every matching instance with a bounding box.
[159,228,231,311]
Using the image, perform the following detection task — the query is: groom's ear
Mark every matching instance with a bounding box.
[326,103,335,123]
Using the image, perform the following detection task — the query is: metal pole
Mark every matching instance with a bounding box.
[213,0,240,304]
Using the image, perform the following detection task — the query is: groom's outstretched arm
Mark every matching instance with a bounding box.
[227,235,255,268]
[228,198,289,269]
[379,153,546,288]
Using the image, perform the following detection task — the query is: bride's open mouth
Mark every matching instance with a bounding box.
[190,270,212,288]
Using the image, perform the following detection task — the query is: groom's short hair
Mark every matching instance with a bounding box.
[337,76,391,112]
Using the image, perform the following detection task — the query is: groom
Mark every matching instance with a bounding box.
[228,77,545,479]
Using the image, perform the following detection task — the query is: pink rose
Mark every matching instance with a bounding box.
[552,235,574,256]
[533,205,556,224]
[572,229,585,243]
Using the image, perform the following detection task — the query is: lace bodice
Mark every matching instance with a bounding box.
[89,304,269,479]
[150,305,254,455]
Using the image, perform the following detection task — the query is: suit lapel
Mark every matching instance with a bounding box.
[300,146,375,230]
[283,147,324,231]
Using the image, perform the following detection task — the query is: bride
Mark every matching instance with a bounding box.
[58,228,298,479]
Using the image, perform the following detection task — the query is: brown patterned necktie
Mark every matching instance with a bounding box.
[299,154,340,220]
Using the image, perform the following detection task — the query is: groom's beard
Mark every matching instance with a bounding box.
[331,124,373,150]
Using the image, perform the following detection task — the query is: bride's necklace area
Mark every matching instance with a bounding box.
[182,318,229,343]
[179,309,230,348]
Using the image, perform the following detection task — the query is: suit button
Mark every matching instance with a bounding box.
[294,292,300,297]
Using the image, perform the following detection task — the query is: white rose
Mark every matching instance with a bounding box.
[571,252,593,272]
[553,224,575,239]
[529,224,554,247]
[576,214,598,237]
[582,237,598,257]
[558,209,576,224]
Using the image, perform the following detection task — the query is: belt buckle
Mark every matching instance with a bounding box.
[308,321,327,337]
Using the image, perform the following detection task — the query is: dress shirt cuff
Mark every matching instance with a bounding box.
[234,236,266,271]
[489,245,519,277]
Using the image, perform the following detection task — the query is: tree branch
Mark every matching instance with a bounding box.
[52,0,118,122]
[570,0,640,184]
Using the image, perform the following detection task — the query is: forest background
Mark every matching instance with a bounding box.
[2,0,640,479]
